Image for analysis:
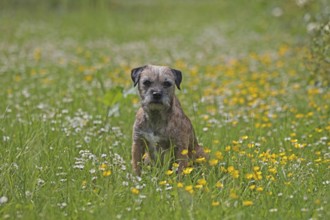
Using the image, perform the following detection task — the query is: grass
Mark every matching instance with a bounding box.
[0,0,329,219]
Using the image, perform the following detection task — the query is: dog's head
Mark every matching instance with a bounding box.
[131,65,182,111]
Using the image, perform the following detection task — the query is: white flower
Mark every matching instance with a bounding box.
[0,196,8,204]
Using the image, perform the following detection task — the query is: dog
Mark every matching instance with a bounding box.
[131,64,207,176]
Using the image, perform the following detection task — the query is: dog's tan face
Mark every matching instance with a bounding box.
[131,65,182,111]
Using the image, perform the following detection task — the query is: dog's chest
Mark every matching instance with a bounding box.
[141,130,169,150]
[143,131,161,145]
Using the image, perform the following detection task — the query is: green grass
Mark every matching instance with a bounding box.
[0,0,329,219]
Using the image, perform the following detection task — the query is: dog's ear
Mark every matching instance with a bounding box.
[131,66,146,87]
[171,68,182,90]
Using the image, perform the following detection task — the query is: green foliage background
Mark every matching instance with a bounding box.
[0,0,329,219]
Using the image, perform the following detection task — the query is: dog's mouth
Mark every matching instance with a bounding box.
[149,100,163,105]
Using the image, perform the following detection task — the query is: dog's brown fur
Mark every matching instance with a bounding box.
[131,65,207,176]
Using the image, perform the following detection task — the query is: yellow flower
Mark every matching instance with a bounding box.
[165,170,174,175]
[159,181,167,186]
[204,147,211,154]
[225,146,231,152]
[243,200,253,206]
[99,163,107,171]
[229,190,239,199]
[246,173,255,180]
[227,166,235,173]
[266,175,275,181]
[209,159,219,166]
[256,187,264,192]
[177,182,184,188]
[216,181,224,189]
[197,178,207,186]
[220,166,227,173]
[268,167,277,174]
[241,135,249,140]
[81,180,87,189]
[254,171,263,180]
[249,184,256,190]
[195,157,206,163]
[212,201,220,206]
[172,162,179,168]
[84,74,93,82]
[181,149,188,155]
[102,170,111,177]
[131,187,140,195]
[215,151,224,160]
[185,185,194,194]
[231,170,240,179]
[183,167,194,175]
[290,139,298,143]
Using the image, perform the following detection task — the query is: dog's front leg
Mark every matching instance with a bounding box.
[132,139,144,176]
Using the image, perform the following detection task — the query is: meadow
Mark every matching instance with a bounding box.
[0,0,329,219]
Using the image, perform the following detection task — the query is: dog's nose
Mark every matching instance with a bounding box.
[152,91,162,100]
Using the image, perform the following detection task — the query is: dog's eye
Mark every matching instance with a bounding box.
[143,80,152,87]
[163,81,172,88]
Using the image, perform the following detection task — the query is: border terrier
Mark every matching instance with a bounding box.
[131,64,207,176]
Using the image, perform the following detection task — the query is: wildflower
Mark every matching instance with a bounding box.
[195,157,206,163]
[0,196,8,205]
[212,201,220,206]
[197,178,207,186]
[172,163,179,168]
[209,159,219,166]
[204,147,211,154]
[102,170,111,177]
[159,181,167,186]
[216,181,224,189]
[215,151,223,160]
[183,167,193,175]
[220,166,227,173]
[241,135,249,140]
[243,200,254,206]
[84,75,93,82]
[181,149,188,155]
[254,171,263,180]
[229,190,238,199]
[131,187,140,195]
[249,185,256,190]
[268,167,277,174]
[227,166,235,173]
[266,175,275,181]
[185,185,194,194]
[231,170,240,179]
[165,170,174,176]
[256,187,264,192]
[245,173,254,180]
[225,146,231,152]
[177,182,184,188]
[99,163,107,171]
